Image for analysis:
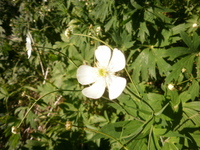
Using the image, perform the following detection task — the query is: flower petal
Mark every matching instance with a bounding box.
[107,76,126,100]
[26,35,32,59]
[82,77,106,99]
[95,45,111,67]
[108,48,126,72]
[77,65,98,85]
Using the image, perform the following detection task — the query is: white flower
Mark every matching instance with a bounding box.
[77,45,126,100]
[26,33,32,59]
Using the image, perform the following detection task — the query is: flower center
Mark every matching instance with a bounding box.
[98,68,108,77]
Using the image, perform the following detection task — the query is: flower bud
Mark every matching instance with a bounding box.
[11,126,19,134]
[192,23,198,28]
[65,121,72,130]
[168,84,175,91]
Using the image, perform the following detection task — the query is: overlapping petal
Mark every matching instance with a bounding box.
[82,77,106,99]
[95,45,111,67]
[108,48,126,72]
[107,75,126,100]
[77,65,98,85]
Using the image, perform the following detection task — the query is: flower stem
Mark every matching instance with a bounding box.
[124,68,141,99]
[17,89,81,128]
[73,33,113,50]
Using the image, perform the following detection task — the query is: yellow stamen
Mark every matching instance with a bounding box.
[98,68,108,77]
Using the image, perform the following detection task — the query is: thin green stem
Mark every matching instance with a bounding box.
[112,100,145,123]
[125,68,141,99]
[33,46,78,68]
[82,126,129,150]
[176,77,200,85]
[17,89,80,128]
[73,33,113,50]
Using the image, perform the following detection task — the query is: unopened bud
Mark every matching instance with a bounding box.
[65,121,72,130]
[11,126,19,134]
[168,84,175,91]
[182,68,186,73]
[192,23,198,28]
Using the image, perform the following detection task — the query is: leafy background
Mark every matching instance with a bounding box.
[1,0,200,149]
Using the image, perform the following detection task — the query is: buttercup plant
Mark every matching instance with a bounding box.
[76,45,126,100]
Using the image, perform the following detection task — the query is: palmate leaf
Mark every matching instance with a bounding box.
[131,48,170,82]
[187,80,199,101]
[164,32,200,86]
[131,48,155,82]
[90,0,114,22]
[177,101,200,130]
[91,119,154,150]
[165,54,196,83]
[180,32,200,50]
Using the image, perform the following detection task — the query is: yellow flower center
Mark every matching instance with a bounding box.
[98,68,108,77]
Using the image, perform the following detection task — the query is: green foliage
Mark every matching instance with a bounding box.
[1,0,200,149]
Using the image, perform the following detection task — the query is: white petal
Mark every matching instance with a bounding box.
[27,47,32,59]
[77,65,98,85]
[26,36,31,44]
[107,76,126,100]
[82,78,106,99]
[108,48,126,72]
[26,36,32,59]
[95,45,111,67]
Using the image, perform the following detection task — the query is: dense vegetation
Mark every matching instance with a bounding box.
[1,0,200,149]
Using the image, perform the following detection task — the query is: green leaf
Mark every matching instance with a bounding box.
[183,101,200,112]
[187,80,199,101]
[6,134,21,150]
[138,22,149,43]
[162,142,179,150]
[192,32,200,50]
[165,54,196,83]
[26,110,37,129]
[147,93,164,113]
[180,31,192,48]
[171,24,186,35]
[127,138,148,150]
[0,87,8,99]
[25,140,47,148]
[178,91,191,103]
[189,132,200,147]
[130,0,143,9]
[131,48,170,82]
[91,121,130,140]
[183,107,200,126]
[164,47,191,61]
